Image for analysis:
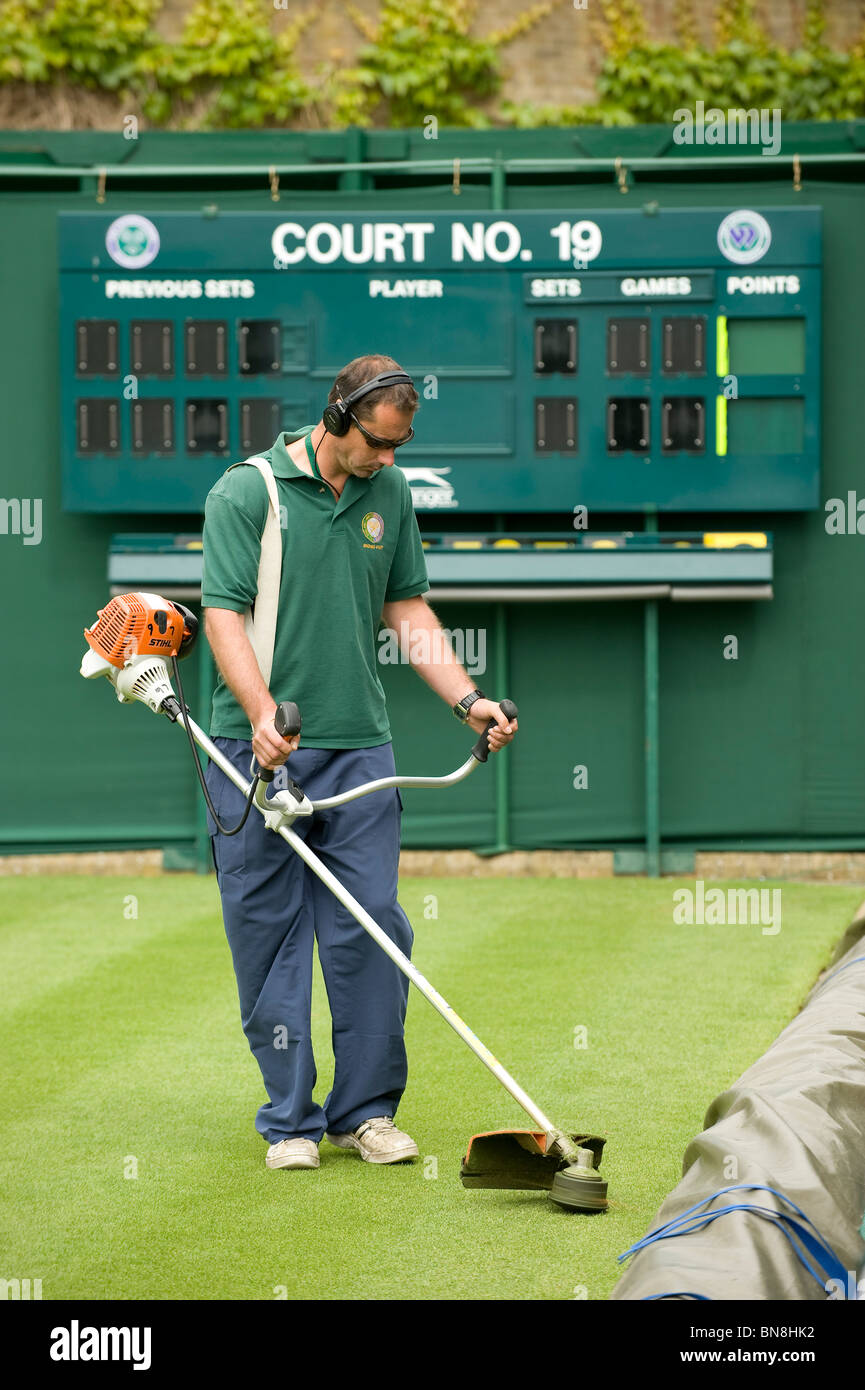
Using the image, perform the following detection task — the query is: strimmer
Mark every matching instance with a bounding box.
[80,592,608,1211]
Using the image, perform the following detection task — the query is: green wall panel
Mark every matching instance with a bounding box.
[1,146,864,856]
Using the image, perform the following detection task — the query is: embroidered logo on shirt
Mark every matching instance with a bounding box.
[361,511,385,546]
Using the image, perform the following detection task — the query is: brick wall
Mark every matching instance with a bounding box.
[152,0,865,115]
[1,0,862,128]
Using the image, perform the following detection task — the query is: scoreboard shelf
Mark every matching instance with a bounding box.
[59,206,821,515]
[107,529,773,599]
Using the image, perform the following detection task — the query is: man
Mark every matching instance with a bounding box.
[201,353,517,1172]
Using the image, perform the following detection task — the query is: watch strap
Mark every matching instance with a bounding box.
[453,689,485,722]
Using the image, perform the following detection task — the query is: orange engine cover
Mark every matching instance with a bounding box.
[84,593,187,669]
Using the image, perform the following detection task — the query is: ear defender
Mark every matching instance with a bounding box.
[322,370,414,438]
[322,399,351,436]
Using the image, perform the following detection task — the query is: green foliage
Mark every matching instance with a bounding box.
[0,0,311,127]
[499,100,637,129]
[331,0,568,128]
[137,0,312,129]
[672,0,699,52]
[712,0,768,51]
[333,0,505,129]
[0,0,51,83]
[39,0,161,90]
[0,0,864,129]
[597,0,648,56]
[596,35,865,124]
[510,0,865,128]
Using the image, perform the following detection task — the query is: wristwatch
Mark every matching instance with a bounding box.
[453,689,485,723]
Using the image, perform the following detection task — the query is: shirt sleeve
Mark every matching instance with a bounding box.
[201,482,265,612]
[384,479,429,602]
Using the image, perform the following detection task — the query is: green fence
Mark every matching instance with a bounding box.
[2,123,864,867]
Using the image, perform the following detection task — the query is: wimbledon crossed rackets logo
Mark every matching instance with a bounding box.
[105,214,161,269]
[361,511,384,544]
[717,210,772,265]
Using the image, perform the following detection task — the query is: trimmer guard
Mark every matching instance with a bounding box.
[460,1129,606,1191]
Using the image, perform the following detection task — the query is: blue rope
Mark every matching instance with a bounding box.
[812,955,865,995]
[618,1184,847,1295]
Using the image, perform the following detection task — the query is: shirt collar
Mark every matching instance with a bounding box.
[268,429,314,480]
[267,429,378,512]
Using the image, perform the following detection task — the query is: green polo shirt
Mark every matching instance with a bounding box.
[201,427,429,745]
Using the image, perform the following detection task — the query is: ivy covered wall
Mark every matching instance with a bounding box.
[0,0,864,130]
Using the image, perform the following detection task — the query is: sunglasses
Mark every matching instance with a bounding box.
[350,412,414,450]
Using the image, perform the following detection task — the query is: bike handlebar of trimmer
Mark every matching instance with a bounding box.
[471,698,518,763]
[256,698,518,794]
[257,701,302,785]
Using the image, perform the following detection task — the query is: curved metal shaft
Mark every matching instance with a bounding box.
[311,756,479,809]
[177,708,568,1150]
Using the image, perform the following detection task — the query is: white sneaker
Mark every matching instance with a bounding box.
[326,1116,419,1164]
[266,1137,320,1170]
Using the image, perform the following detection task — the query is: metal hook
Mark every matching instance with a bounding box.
[96,169,106,205]
[615,156,629,194]
[793,154,802,192]
[269,166,280,202]
[452,158,461,196]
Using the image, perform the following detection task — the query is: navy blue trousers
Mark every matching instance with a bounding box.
[206,740,413,1145]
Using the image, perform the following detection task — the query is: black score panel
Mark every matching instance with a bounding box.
[58,208,821,512]
[77,398,120,455]
[184,320,228,376]
[534,319,577,374]
[131,320,174,377]
[240,399,282,454]
[607,318,650,375]
[186,399,228,454]
[75,320,119,376]
[535,398,577,453]
[662,316,706,374]
[238,320,281,375]
[607,399,650,453]
[132,399,174,456]
[662,397,705,453]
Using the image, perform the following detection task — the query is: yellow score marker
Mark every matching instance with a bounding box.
[716,396,727,457]
[703,532,768,549]
[716,315,729,458]
[716,315,729,376]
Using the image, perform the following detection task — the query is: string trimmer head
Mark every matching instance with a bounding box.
[461,1130,608,1211]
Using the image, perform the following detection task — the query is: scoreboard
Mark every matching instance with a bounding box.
[58,206,821,514]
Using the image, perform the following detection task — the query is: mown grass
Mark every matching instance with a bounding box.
[0,874,859,1301]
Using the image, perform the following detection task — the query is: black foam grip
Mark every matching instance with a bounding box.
[258,767,274,784]
[275,701,302,739]
[471,698,518,763]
